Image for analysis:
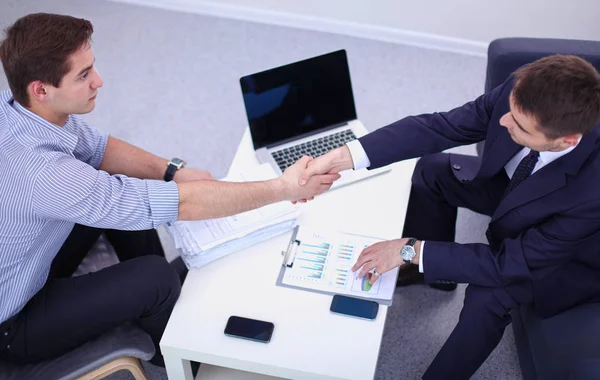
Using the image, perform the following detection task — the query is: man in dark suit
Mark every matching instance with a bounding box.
[298,55,600,379]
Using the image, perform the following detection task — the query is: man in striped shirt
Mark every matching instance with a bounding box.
[0,13,338,367]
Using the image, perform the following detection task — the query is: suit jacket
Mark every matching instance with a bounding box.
[359,77,600,318]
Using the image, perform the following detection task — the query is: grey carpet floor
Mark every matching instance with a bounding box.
[0,0,520,379]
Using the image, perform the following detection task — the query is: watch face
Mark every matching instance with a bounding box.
[401,245,415,261]
[170,158,185,169]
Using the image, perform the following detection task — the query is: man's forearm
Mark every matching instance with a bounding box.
[99,136,168,180]
[177,179,285,220]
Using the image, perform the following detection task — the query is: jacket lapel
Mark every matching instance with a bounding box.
[491,130,599,222]
[478,128,522,178]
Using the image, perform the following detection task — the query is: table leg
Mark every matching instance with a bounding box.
[164,353,194,380]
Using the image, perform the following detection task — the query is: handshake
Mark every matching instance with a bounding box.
[274,146,354,203]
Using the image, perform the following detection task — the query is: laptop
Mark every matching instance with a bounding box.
[239,49,389,190]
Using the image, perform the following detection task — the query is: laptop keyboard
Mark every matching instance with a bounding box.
[271,129,357,172]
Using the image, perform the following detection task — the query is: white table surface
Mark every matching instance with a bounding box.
[161,128,416,380]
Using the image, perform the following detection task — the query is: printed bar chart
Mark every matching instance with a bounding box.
[337,244,354,261]
[295,244,330,280]
[333,268,349,288]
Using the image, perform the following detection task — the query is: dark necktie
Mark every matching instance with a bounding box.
[505,149,540,196]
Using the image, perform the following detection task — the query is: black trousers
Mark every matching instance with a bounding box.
[0,225,182,367]
[401,153,527,380]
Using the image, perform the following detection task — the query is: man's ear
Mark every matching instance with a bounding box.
[28,81,50,103]
[560,133,582,148]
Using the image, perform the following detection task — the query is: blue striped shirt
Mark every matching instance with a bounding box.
[0,90,180,323]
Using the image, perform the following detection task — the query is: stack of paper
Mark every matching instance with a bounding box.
[165,164,299,269]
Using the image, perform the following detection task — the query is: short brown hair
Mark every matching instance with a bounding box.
[513,54,600,139]
[0,13,93,107]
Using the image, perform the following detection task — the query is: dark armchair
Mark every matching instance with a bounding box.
[484,37,600,380]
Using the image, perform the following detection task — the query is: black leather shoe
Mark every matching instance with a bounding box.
[430,279,458,291]
[396,264,457,291]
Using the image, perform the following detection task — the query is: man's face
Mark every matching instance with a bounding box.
[499,93,560,152]
[46,44,103,116]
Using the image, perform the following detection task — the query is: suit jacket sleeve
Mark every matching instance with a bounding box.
[422,198,600,287]
[358,78,512,169]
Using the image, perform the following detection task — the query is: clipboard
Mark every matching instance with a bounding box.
[275,226,399,306]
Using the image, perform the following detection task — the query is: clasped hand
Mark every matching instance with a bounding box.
[279,156,341,203]
[288,146,354,203]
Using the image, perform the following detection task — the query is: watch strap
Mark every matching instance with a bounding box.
[164,164,177,182]
[164,158,184,182]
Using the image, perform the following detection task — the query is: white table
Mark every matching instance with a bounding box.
[161,128,416,380]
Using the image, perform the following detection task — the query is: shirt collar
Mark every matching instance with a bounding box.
[11,98,78,152]
[537,137,580,165]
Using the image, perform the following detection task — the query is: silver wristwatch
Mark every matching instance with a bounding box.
[400,238,418,264]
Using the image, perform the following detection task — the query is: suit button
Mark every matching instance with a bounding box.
[452,164,461,170]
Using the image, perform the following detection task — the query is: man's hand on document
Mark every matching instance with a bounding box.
[353,238,410,285]
[278,156,340,203]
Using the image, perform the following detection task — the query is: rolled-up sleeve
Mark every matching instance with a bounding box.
[145,178,180,227]
[32,154,179,229]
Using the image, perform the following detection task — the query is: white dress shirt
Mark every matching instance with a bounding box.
[346,140,578,273]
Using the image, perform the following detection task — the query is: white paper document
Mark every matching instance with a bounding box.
[277,227,399,305]
[179,200,298,251]
[181,220,297,268]
[165,164,299,269]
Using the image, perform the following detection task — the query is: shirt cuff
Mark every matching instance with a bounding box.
[145,180,180,228]
[346,140,371,170]
[419,241,425,273]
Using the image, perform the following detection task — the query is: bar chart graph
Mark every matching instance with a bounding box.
[294,243,330,280]
[336,244,354,261]
[332,268,349,288]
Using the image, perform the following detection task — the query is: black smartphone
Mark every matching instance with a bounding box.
[330,295,379,320]
[224,316,275,343]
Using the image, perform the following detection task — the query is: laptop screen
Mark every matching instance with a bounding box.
[240,50,357,150]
